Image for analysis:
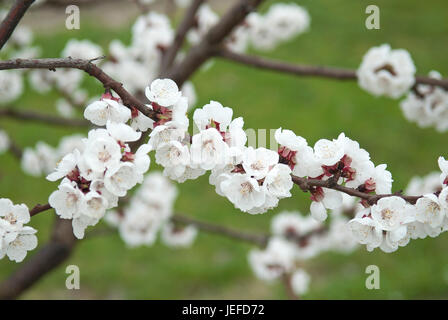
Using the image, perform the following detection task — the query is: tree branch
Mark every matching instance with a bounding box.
[292,175,421,205]
[166,0,265,86]
[160,0,205,76]
[172,213,269,247]
[217,49,448,90]
[0,0,35,50]
[30,203,52,217]
[0,108,90,127]
[0,57,159,121]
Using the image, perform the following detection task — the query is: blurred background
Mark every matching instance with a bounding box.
[0,0,448,299]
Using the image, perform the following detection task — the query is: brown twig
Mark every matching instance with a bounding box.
[29,203,52,217]
[218,49,448,90]
[166,0,265,86]
[0,0,35,50]
[0,108,90,127]
[292,175,421,205]
[0,57,159,121]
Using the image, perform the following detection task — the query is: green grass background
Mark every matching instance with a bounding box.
[0,0,448,299]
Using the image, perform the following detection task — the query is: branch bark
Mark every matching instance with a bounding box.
[0,0,35,50]
[218,49,448,90]
[0,57,159,121]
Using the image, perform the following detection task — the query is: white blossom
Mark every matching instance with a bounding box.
[313,138,344,166]
[83,129,122,172]
[357,44,416,98]
[242,147,279,180]
[61,39,103,60]
[193,100,233,131]
[104,162,140,197]
[48,179,86,219]
[0,70,23,104]
[145,78,181,107]
[84,99,131,126]
[263,164,293,198]
[190,128,229,170]
[0,226,37,263]
[415,194,444,228]
[220,174,266,212]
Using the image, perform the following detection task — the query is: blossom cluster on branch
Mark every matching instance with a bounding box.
[47,120,151,238]
[357,44,448,132]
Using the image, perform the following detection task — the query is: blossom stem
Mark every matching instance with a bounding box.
[29,203,52,217]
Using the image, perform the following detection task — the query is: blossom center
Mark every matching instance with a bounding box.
[240,182,254,196]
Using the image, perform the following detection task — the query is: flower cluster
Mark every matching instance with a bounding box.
[0,199,37,262]
[249,208,357,296]
[107,171,197,248]
[47,122,151,238]
[348,160,448,253]
[277,130,392,220]
[357,44,416,98]
[149,84,295,213]
[356,44,448,131]
[400,71,448,132]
